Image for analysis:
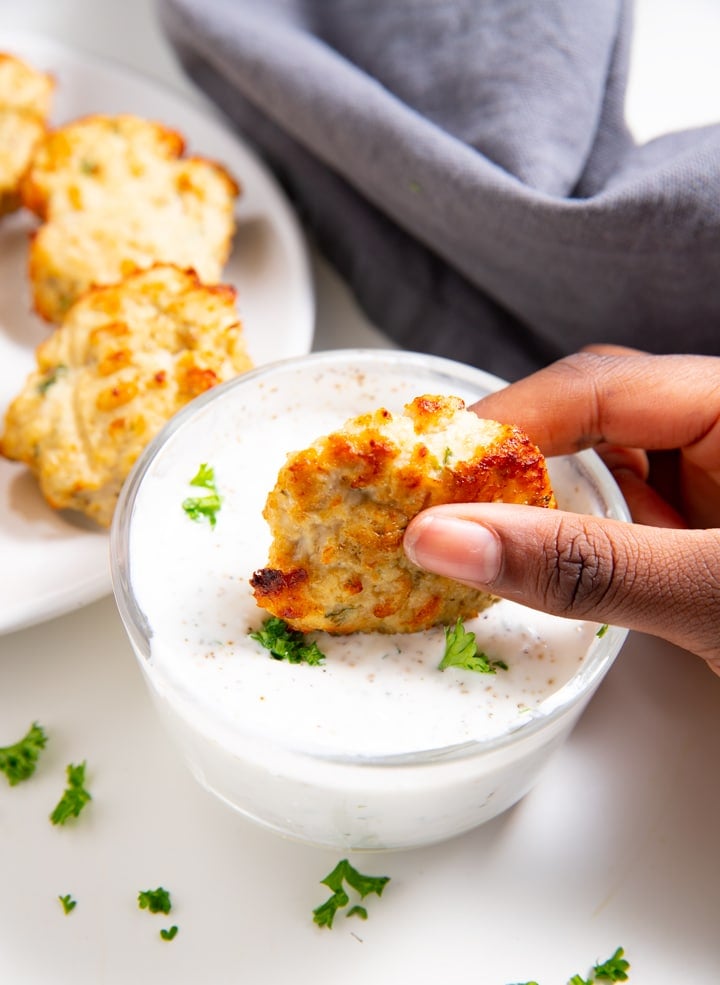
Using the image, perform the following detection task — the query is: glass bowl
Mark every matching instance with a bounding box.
[110,349,630,851]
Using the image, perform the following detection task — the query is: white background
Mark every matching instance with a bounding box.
[1,2,720,983]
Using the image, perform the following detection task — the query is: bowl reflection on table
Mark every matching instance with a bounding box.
[110,350,630,851]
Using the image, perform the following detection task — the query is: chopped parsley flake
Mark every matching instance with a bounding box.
[511,947,630,985]
[138,887,172,914]
[250,616,325,666]
[58,894,77,915]
[592,947,630,981]
[160,925,179,941]
[50,762,91,825]
[0,722,48,785]
[37,365,67,395]
[439,618,507,674]
[182,463,222,528]
[313,859,390,929]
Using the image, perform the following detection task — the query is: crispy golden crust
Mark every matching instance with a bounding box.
[20,114,239,321]
[0,53,54,215]
[251,395,556,634]
[0,264,253,526]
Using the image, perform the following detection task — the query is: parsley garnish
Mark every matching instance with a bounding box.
[0,722,47,785]
[511,947,630,985]
[58,894,77,915]
[182,463,222,528]
[138,887,172,914]
[592,947,630,981]
[439,618,507,674]
[160,925,179,941]
[312,859,390,929]
[37,365,67,395]
[596,623,609,638]
[250,616,325,666]
[50,762,91,825]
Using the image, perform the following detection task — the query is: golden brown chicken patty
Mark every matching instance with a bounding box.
[21,113,199,218]
[0,264,253,526]
[251,395,556,634]
[28,183,238,322]
[0,52,54,215]
[20,114,239,321]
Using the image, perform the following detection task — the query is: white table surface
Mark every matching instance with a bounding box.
[1,3,719,983]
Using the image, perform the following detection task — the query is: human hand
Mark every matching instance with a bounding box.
[403,348,720,674]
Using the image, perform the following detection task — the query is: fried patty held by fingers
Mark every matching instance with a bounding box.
[251,395,556,634]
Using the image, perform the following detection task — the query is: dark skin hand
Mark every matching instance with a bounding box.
[403,347,720,675]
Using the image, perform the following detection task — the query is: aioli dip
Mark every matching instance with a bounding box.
[114,351,629,850]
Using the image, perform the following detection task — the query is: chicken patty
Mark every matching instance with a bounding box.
[20,113,215,218]
[20,114,239,321]
[0,52,54,215]
[251,394,556,634]
[1,264,253,526]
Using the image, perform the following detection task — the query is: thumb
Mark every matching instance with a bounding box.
[403,503,720,670]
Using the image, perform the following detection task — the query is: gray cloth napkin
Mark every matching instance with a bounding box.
[159,0,720,379]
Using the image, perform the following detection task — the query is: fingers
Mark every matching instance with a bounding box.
[600,468,687,529]
[594,444,648,481]
[581,343,646,357]
[471,352,720,471]
[595,445,687,529]
[404,503,720,666]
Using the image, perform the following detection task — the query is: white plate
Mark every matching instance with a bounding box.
[0,33,315,636]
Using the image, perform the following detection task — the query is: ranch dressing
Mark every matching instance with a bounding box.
[127,359,609,761]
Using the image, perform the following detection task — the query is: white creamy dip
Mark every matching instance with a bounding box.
[117,352,629,849]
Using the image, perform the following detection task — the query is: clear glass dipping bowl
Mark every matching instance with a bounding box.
[111,350,630,851]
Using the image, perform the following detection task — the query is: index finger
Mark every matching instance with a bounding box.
[471,352,720,467]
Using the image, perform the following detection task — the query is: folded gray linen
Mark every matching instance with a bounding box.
[159,0,720,379]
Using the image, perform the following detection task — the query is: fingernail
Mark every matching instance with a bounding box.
[404,515,502,586]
